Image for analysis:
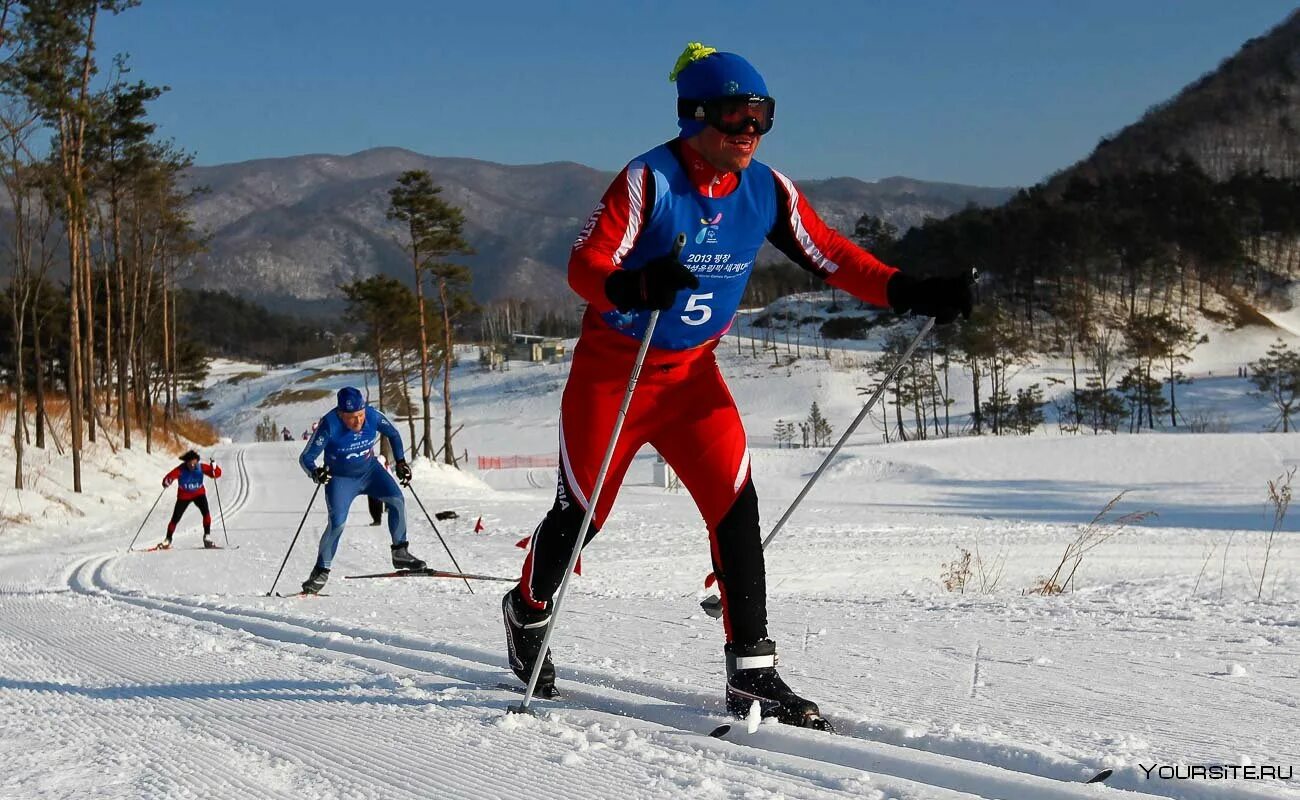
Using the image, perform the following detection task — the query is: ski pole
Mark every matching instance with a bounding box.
[700,317,936,617]
[265,482,322,597]
[404,482,473,594]
[509,232,686,716]
[126,485,168,553]
[211,457,231,548]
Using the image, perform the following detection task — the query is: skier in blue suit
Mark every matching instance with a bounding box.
[297,386,426,593]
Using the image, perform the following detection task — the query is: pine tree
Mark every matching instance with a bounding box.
[807,401,833,447]
[1249,340,1300,432]
[387,170,474,464]
[341,275,420,420]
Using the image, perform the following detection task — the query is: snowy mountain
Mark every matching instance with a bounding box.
[180,148,1014,313]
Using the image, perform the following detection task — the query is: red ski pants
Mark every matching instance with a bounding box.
[519,334,768,644]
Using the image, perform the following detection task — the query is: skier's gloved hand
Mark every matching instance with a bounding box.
[605,254,700,312]
[162,478,172,488]
[311,465,331,485]
[395,460,412,487]
[886,272,973,325]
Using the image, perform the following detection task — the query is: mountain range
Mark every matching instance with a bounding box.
[178,8,1300,316]
[182,149,1014,313]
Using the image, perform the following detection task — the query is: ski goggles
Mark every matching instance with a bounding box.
[678,94,775,135]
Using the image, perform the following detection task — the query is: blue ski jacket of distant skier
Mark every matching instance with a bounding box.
[298,406,405,479]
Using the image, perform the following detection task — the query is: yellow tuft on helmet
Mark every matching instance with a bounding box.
[669,42,718,82]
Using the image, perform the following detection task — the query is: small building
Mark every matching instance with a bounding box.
[510,333,566,362]
[653,455,680,491]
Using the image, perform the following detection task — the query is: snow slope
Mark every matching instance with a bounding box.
[1,317,1298,798]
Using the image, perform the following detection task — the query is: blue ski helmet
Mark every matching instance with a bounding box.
[336,386,365,413]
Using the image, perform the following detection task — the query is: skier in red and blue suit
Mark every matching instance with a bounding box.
[159,450,222,550]
[502,43,973,728]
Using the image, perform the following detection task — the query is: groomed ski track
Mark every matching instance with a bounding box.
[0,443,1283,799]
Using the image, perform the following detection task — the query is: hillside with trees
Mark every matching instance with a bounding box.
[750,9,1300,442]
[0,0,213,493]
[1062,8,1300,183]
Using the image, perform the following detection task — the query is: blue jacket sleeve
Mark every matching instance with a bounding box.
[375,410,405,462]
[299,416,329,478]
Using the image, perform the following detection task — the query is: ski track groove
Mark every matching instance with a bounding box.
[4,583,902,800]
[42,451,927,800]
[66,549,1194,800]
[90,442,1267,799]
[0,593,338,799]
[9,442,1276,799]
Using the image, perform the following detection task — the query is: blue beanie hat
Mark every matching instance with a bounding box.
[670,43,768,137]
[337,386,365,413]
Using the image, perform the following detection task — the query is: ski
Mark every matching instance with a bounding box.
[274,592,330,598]
[495,681,562,700]
[1086,769,1113,784]
[708,714,836,736]
[139,543,237,552]
[344,567,516,583]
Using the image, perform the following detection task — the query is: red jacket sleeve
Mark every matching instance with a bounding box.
[163,466,180,485]
[766,169,897,308]
[203,463,221,479]
[568,162,653,313]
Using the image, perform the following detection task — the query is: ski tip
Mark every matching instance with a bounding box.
[1086,768,1113,784]
[708,724,731,738]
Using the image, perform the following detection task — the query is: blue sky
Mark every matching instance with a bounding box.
[96,1,1296,187]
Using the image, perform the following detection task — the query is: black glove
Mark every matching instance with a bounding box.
[395,460,412,486]
[886,272,973,324]
[604,254,700,312]
[311,465,331,485]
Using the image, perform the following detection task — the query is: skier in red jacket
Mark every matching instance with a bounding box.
[502,43,971,729]
[157,450,222,550]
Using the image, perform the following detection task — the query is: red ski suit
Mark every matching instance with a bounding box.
[162,462,221,538]
[519,139,896,644]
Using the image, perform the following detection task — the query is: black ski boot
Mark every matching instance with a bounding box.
[725,639,834,732]
[301,566,330,595]
[390,541,426,571]
[203,534,217,549]
[502,587,557,697]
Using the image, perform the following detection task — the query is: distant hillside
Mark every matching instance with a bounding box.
[180,148,1015,314]
[1057,8,1300,184]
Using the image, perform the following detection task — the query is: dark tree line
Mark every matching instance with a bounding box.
[881,159,1300,333]
[174,289,335,365]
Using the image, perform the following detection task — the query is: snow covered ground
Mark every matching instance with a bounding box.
[1,314,1298,799]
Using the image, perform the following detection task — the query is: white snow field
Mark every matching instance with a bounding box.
[1,318,1298,799]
